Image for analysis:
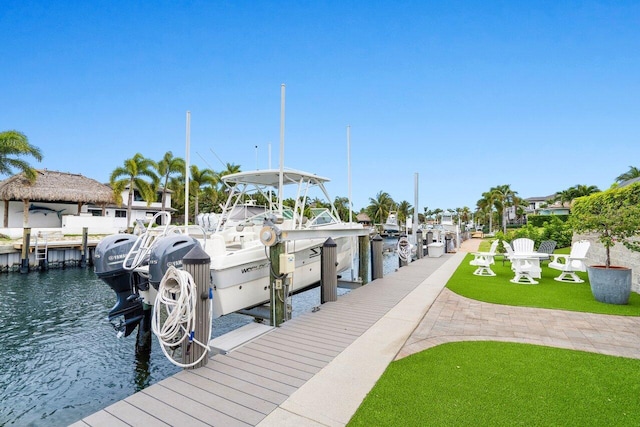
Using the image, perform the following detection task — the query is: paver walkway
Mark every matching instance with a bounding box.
[396,237,640,361]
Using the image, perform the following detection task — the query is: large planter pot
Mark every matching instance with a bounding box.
[587,265,632,305]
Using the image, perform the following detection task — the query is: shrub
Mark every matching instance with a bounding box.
[539,216,573,248]
[528,214,569,227]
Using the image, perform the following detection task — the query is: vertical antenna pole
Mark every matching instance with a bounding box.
[278,84,285,214]
[185,111,191,230]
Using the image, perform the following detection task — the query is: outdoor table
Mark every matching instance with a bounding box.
[509,252,547,284]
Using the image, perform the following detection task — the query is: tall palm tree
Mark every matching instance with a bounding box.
[366,191,394,225]
[189,165,217,222]
[477,190,496,232]
[490,184,518,233]
[156,151,185,213]
[0,130,43,182]
[110,153,158,229]
[615,166,640,183]
[397,200,412,228]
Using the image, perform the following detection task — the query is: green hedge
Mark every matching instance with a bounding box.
[527,214,569,227]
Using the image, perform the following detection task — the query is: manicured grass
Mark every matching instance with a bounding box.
[347,240,640,426]
[449,249,640,316]
[348,341,640,426]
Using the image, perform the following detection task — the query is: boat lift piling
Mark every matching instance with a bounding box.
[358,234,371,285]
[416,228,423,259]
[321,238,338,303]
[371,234,384,280]
[79,227,88,268]
[269,241,287,327]
[182,245,212,368]
[20,227,30,274]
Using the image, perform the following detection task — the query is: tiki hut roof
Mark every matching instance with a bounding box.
[356,212,372,223]
[0,169,115,204]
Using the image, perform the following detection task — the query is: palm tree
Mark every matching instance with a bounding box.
[397,200,412,229]
[489,184,518,233]
[553,184,600,207]
[156,151,185,213]
[110,153,158,229]
[615,166,640,183]
[333,196,352,222]
[477,191,496,232]
[571,184,600,198]
[0,130,43,182]
[366,191,394,225]
[189,165,217,222]
[218,162,242,198]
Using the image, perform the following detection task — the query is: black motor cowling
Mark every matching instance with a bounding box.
[94,233,143,337]
[148,234,200,289]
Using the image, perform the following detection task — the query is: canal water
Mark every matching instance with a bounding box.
[0,240,401,426]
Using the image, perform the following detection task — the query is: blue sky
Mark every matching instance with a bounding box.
[2,1,639,213]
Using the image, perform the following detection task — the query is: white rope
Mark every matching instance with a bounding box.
[152,266,212,368]
[397,236,413,263]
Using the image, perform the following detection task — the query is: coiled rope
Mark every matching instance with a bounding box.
[152,266,212,368]
[397,236,413,263]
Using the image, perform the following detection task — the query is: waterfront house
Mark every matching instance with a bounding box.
[0,170,174,234]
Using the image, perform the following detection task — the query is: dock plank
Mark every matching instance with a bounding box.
[102,400,170,426]
[184,366,289,405]
[174,371,278,414]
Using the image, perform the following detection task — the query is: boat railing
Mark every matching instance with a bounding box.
[123,211,174,271]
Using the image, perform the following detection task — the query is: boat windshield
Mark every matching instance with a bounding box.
[308,208,339,227]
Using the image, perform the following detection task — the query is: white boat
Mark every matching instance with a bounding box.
[204,168,365,318]
[383,211,400,236]
[95,167,366,334]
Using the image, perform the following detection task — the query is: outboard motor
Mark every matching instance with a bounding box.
[148,234,200,290]
[94,234,143,337]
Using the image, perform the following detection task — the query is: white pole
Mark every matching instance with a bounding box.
[185,111,190,231]
[413,172,419,239]
[278,84,285,215]
[347,125,354,279]
[347,125,352,224]
[255,145,258,170]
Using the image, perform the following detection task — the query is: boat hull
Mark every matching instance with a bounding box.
[209,235,354,318]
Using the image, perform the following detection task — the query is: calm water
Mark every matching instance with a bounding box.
[0,243,400,427]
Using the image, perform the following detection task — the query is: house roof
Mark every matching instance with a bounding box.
[0,169,115,204]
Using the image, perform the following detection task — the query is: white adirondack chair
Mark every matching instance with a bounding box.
[548,240,591,283]
[511,238,535,253]
[470,239,499,276]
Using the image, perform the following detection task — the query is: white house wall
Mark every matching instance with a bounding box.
[2,201,78,228]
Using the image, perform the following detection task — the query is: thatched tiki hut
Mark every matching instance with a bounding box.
[0,170,115,227]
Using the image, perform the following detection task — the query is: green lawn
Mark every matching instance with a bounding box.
[347,240,640,426]
[348,341,640,426]
[448,253,640,315]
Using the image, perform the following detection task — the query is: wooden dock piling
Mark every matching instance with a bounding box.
[269,241,286,327]
[20,227,30,274]
[182,245,212,369]
[371,234,384,280]
[80,227,88,268]
[321,238,337,303]
[358,234,370,285]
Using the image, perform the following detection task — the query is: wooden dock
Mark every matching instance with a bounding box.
[71,252,458,427]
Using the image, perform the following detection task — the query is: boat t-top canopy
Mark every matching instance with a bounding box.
[221,169,330,187]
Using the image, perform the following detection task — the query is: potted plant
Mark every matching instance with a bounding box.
[570,183,640,304]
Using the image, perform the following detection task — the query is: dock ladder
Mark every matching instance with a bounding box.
[34,233,49,268]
